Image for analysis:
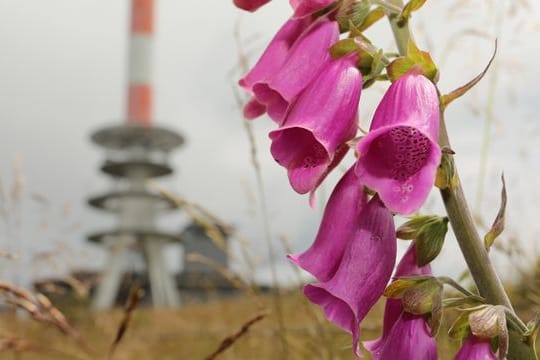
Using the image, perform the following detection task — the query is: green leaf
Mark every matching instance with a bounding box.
[396,215,448,266]
[441,40,497,109]
[484,174,507,251]
[416,217,449,266]
[386,40,438,82]
[448,311,471,340]
[386,56,416,81]
[428,289,443,336]
[443,297,483,309]
[396,215,443,240]
[398,0,428,26]
[329,38,359,59]
[337,0,371,33]
[384,278,421,298]
[357,7,385,32]
[407,40,438,82]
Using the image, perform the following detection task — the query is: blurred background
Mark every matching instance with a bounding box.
[0,0,539,359]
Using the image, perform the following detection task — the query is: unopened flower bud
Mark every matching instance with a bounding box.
[402,278,442,315]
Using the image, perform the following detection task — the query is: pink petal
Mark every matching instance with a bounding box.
[288,167,367,282]
[233,0,272,12]
[253,18,339,124]
[355,69,441,215]
[239,17,313,93]
[364,243,434,359]
[270,53,360,194]
[243,97,266,119]
[303,196,396,356]
[290,0,335,18]
[455,335,497,360]
[376,312,438,360]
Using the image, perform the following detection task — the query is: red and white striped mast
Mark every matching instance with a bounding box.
[88,0,184,309]
[127,0,154,126]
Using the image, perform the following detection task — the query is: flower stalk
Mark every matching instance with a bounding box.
[386,0,534,358]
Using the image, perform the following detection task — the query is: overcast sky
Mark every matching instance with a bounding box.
[0,1,539,289]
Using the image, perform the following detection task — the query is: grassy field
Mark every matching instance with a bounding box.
[0,288,471,360]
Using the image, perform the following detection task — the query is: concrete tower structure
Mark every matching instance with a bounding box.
[88,0,183,309]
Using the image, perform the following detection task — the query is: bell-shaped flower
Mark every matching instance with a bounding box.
[290,0,335,18]
[454,335,497,360]
[374,312,438,359]
[233,0,272,12]
[239,17,314,120]
[303,196,396,356]
[365,242,437,359]
[355,68,441,215]
[269,53,361,194]
[288,167,367,282]
[253,18,339,123]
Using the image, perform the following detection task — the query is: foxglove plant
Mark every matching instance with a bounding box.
[233,0,538,358]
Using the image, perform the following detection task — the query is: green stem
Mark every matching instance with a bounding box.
[386,1,534,358]
[438,276,485,303]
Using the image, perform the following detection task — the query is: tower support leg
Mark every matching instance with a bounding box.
[144,241,180,306]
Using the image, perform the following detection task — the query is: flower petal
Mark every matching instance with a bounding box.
[376,312,438,360]
[370,68,439,141]
[243,97,266,119]
[270,53,360,193]
[239,17,313,93]
[364,242,433,358]
[355,70,441,215]
[253,18,339,124]
[304,196,396,355]
[288,167,367,282]
[454,335,497,360]
[233,0,272,12]
[290,0,335,18]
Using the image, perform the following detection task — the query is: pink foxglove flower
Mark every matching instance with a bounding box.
[253,18,339,123]
[455,335,497,360]
[365,242,437,359]
[288,167,367,282]
[270,53,360,194]
[374,312,438,359]
[303,196,396,356]
[290,0,335,18]
[239,17,313,120]
[233,0,272,12]
[355,68,441,215]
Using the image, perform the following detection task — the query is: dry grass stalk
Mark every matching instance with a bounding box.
[157,188,260,289]
[186,253,265,309]
[0,335,87,359]
[108,286,145,359]
[0,281,93,355]
[0,250,18,260]
[204,312,268,360]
